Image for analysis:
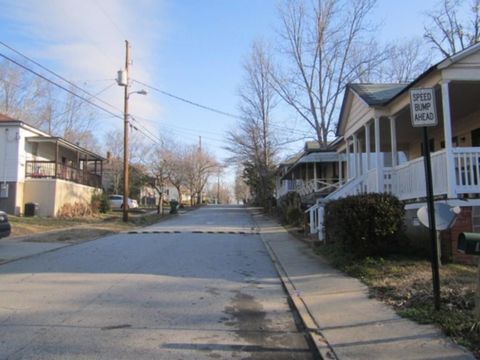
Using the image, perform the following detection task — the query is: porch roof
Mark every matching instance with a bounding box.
[281,151,343,180]
[26,136,105,161]
[336,42,480,137]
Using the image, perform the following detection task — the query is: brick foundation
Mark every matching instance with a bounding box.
[441,207,477,265]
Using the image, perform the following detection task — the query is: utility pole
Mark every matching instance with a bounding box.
[217,172,220,205]
[123,40,130,222]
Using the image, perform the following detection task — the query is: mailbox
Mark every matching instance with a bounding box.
[457,232,480,255]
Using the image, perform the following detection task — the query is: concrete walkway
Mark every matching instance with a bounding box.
[251,210,475,360]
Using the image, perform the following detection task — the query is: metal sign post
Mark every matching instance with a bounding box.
[410,88,441,311]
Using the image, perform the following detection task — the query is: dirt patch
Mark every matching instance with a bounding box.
[9,211,171,243]
[24,228,116,244]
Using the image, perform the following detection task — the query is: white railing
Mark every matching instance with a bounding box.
[366,168,377,193]
[453,147,480,194]
[296,178,342,197]
[306,203,325,240]
[277,179,303,198]
[390,150,448,200]
[383,168,393,193]
[324,175,366,201]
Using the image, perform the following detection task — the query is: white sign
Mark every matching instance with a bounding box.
[410,88,438,127]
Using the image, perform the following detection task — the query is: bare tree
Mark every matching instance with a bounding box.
[234,169,250,204]
[184,144,220,206]
[271,0,388,146]
[0,60,49,124]
[0,60,100,150]
[103,129,124,194]
[424,0,480,57]
[159,140,190,205]
[358,38,432,83]
[226,41,279,209]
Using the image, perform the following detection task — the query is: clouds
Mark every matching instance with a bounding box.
[0,0,167,133]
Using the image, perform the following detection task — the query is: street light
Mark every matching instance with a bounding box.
[117,40,147,222]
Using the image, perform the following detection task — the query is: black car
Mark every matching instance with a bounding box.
[0,211,11,238]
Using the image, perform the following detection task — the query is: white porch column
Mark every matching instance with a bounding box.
[313,162,317,191]
[353,134,359,177]
[357,136,363,176]
[364,123,371,171]
[374,116,383,191]
[346,139,351,180]
[441,80,456,198]
[338,155,343,184]
[389,116,398,167]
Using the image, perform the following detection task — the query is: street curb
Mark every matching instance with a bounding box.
[250,210,338,360]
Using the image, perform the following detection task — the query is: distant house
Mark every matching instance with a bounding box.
[278,42,480,263]
[276,140,344,205]
[0,114,104,217]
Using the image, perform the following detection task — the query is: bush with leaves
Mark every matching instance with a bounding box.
[324,193,405,258]
[89,192,110,214]
[277,192,302,224]
[169,199,179,214]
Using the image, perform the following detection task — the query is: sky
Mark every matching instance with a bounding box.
[0,0,446,185]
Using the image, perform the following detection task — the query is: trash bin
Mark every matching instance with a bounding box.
[24,202,39,217]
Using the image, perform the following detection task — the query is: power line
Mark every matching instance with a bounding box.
[0,41,122,114]
[132,79,313,137]
[93,0,129,40]
[0,51,123,120]
[133,79,245,121]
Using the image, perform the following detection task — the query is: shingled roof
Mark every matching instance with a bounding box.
[349,83,407,106]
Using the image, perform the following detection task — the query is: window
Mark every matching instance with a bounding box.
[0,183,8,198]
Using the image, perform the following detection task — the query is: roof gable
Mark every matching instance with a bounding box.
[350,83,407,106]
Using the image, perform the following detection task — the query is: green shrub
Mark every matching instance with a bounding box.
[277,192,302,224]
[99,192,110,213]
[324,193,405,258]
[169,199,179,214]
[91,192,110,214]
[287,207,304,226]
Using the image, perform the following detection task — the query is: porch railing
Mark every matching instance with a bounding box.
[453,147,480,194]
[25,161,102,188]
[277,179,304,198]
[325,147,479,202]
[296,178,342,197]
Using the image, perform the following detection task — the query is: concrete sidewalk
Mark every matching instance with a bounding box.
[252,211,475,360]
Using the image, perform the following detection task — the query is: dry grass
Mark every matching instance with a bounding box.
[9,212,169,242]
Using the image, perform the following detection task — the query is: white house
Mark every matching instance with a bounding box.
[0,114,104,217]
[279,43,480,263]
[276,141,345,205]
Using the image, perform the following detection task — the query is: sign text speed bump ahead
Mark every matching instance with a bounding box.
[410,88,438,127]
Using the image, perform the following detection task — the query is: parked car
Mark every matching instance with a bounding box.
[108,195,139,210]
[0,211,11,238]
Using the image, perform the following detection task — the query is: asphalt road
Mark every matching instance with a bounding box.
[0,205,314,360]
